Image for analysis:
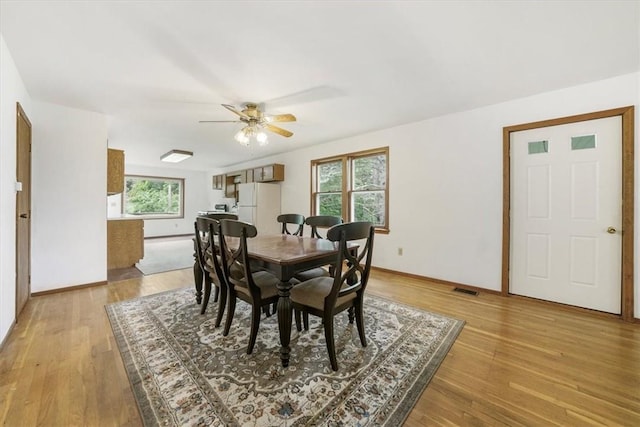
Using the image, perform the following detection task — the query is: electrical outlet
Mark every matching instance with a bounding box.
[398,247,403,256]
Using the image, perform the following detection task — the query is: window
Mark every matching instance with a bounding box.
[123,175,184,219]
[311,147,389,232]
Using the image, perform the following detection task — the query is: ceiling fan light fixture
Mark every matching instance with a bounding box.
[209,103,295,146]
[160,149,193,163]
[256,131,268,145]
[235,128,250,145]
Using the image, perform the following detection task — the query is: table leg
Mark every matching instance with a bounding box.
[276,279,293,367]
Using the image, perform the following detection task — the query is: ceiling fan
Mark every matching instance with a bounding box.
[199,103,296,146]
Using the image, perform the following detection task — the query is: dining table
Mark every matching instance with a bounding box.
[235,233,355,367]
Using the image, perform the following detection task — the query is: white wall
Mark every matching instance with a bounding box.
[118,164,211,238]
[218,72,640,318]
[0,34,33,343]
[30,101,108,292]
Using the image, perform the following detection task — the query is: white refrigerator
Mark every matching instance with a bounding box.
[237,183,281,235]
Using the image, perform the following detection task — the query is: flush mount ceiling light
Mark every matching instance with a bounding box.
[160,149,193,163]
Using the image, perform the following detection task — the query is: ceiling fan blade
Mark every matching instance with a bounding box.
[222,104,250,119]
[199,120,243,123]
[264,124,293,138]
[266,113,296,123]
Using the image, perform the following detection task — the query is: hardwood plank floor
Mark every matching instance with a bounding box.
[1,268,638,426]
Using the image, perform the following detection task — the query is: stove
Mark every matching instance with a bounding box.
[197,204,228,216]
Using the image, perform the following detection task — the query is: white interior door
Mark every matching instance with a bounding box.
[510,116,622,313]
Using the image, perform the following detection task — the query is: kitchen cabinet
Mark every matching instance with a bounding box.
[212,174,224,190]
[107,218,144,269]
[253,164,284,182]
[224,171,245,199]
[107,148,125,195]
[220,164,284,200]
[245,168,254,183]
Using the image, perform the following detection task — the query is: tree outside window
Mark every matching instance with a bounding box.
[352,153,386,225]
[316,160,343,218]
[123,175,184,218]
[312,147,389,232]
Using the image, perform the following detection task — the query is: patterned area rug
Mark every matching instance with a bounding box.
[106,287,464,426]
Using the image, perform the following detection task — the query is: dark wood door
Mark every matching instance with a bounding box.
[16,103,31,318]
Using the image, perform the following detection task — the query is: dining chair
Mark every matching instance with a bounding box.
[194,216,235,329]
[305,215,343,238]
[290,221,375,371]
[194,213,238,305]
[218,219,281,355]
[277,213,305,236]
[293,215,344,282]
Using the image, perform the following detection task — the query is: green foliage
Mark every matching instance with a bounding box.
[316,154,387,226]
[318,161,342,192]
[125,177,181,215]
[318,193,342,217]
[353,191,385,224]
[353,154,386,190]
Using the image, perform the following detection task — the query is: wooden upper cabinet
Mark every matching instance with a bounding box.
[107,148,125,195]
[217,164,284,200]
[212,174,224,190]
[246,168,254,183]
[254,164,284,182]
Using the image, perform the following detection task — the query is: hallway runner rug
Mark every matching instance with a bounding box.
[106,287,465,426]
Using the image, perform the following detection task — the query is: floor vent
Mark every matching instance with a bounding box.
[453,287,478,296]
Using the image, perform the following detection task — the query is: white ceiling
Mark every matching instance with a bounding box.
[1,1,638,171]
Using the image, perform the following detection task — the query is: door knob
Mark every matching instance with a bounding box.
[607,226,617,234]
[19,213,28,219]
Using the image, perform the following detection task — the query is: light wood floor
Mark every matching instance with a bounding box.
[1,268,638,426]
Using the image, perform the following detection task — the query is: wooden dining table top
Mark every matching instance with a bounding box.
[223,233,357,281]
[244,234,340,263]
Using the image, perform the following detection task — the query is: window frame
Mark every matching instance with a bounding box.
[310,147,389,233]
[121,174,185,220]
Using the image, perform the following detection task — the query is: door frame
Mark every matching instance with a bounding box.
[502,106,635,321]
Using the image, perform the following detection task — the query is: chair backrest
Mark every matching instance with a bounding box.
[195,213,238,242]
[218,219,261,297]
[324,221,375,308]
[305,215,343,239]
[195,213,238,262]
[206,219,227,287]
[277,213,305,236]
[194,216,226,285]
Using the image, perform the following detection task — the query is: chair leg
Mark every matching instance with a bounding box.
[294,309,302,332]
[214,284,227,328]
[354,299,367,347]
[247,305,262,354]
[200,275,212,315]
[323,315,338,371]
[262,305,271,317]
[348,306,355,324]
[303,312,309,330]
[213,283,219,303]
[223,293,236,336]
